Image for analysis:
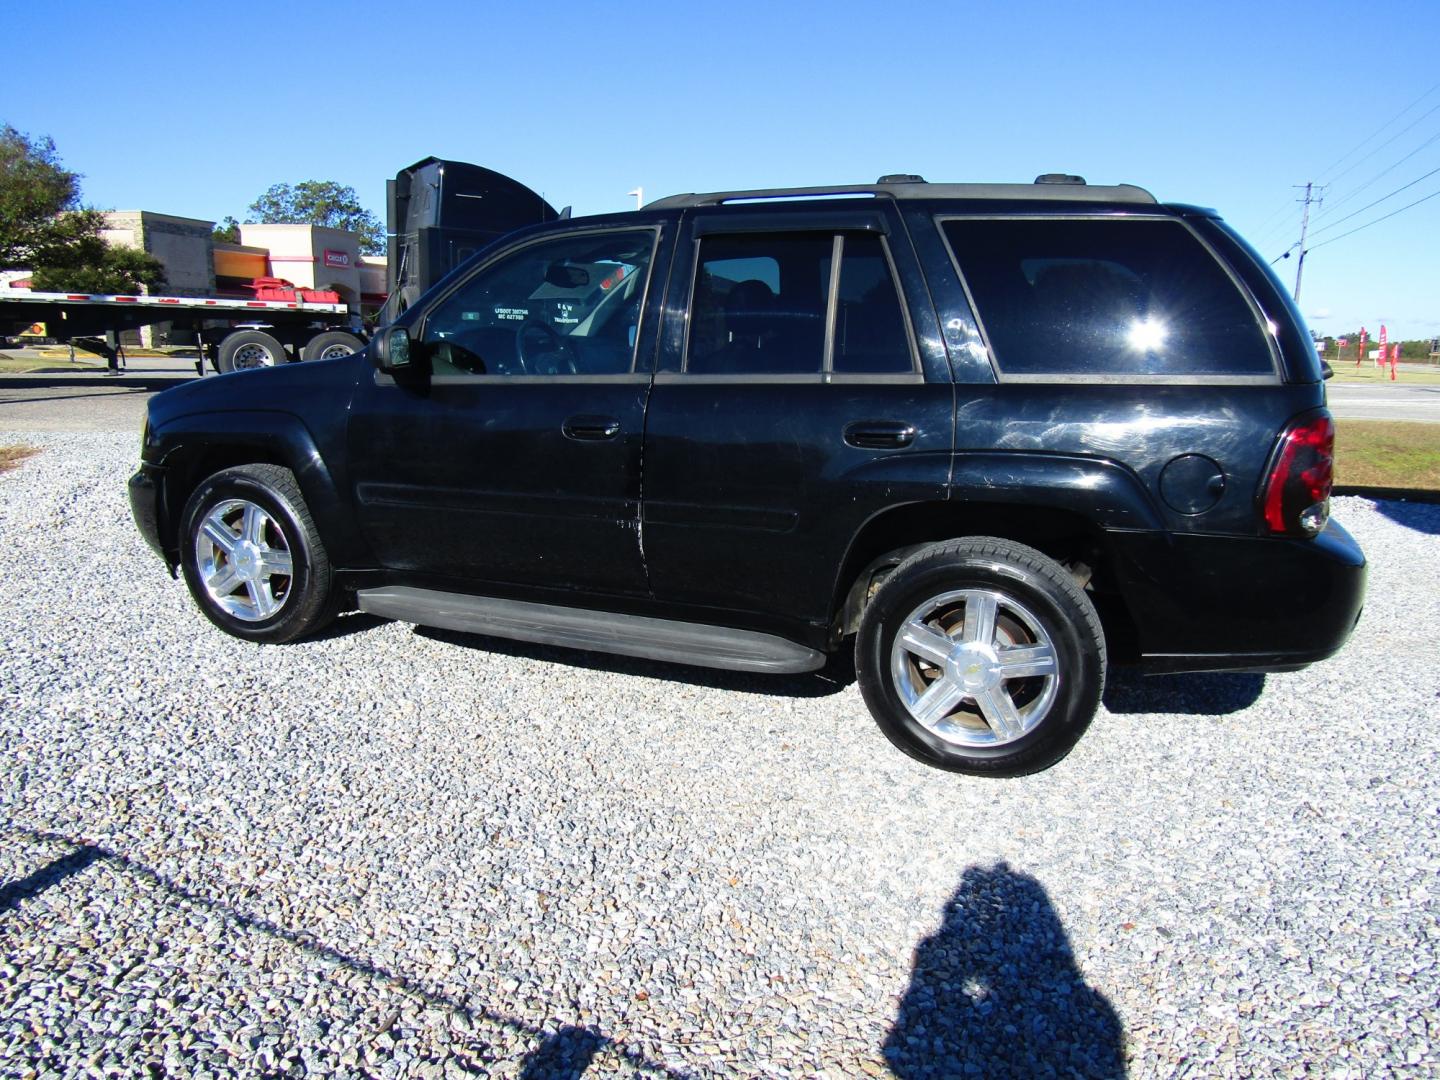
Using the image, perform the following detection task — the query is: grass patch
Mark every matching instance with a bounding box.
[0,445,40,474]
[1334,420,1440,495]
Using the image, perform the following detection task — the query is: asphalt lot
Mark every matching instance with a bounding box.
[1,358,1438,1077]
[0,353,195,433]
[1325,381,1440,422]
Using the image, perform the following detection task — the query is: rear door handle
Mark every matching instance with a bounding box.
[563,414,622,441]
[844,420,916,449]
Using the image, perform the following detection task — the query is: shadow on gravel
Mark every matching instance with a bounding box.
[0,390,159,408]
[0,374,188,391]
[884,863,1125,1079]
[413,625,857,698]
[306,611,390,642]
[0,845,104,916]
[0,373,186,393]
[520,1025,604,1079]
[1102,670,1264,716]
[3,826,682,1078]
[1369,498,1440,535]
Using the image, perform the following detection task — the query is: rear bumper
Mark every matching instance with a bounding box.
[1109,518,1367,674]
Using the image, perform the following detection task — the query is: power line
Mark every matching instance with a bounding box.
[1321,98,1440,192]
[1309,165,1440,237]
[1254,97,1437,248]
[1270,245,1297,266]
[1308,186,1440,252]
[1313,78,1440,184]
[1313,125,1440,221]
[1250,196,1304,236]
[1263,85,1440,279]
[1251,204,1303,249]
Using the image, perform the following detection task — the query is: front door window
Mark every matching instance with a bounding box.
[420,230,655,377]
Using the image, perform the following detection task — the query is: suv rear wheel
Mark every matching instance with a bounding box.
[856,538,1105,777]
[178,464,336,643]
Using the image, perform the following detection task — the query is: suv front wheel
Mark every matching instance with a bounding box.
[856,538,1105,777]
[178,464,336,644]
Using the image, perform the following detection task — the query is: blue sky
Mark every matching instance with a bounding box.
[5,0,1438,337]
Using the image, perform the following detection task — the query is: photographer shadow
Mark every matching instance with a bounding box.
[883,863,1125,1079]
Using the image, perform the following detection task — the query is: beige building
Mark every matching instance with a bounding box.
[237,224,364,310]
[13,213,384,343]
[101,211,216,345]
[102,213,385,312]
[102,211,216,296]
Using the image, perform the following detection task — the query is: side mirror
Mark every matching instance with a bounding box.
[372,325,412,373]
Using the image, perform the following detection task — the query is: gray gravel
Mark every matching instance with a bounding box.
[1,429,1437,1078]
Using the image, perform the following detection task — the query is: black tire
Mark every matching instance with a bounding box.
[855,537,1105,777]
[301,331,365,362]
[179,464,336,643]
[216,330,287,373]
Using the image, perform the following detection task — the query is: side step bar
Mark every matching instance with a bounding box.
[355,586,827,674]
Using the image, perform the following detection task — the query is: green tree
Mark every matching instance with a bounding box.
[247,180,384,255]
[30,237,167,294]
[212,215,240,244]
[0,125,80,267]
[0,124,166,293]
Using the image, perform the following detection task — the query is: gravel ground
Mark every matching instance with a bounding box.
[0,430,1436,1079]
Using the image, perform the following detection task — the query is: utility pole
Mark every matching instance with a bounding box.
[1292,182,1323,302]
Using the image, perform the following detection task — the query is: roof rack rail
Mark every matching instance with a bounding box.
[644,179,1156,210]
[644,185,886,209]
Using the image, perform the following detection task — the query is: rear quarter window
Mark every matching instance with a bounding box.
[942,217,1276,378]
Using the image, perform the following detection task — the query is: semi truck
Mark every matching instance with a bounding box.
[0,157,560,374]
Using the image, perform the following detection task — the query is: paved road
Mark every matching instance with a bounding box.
[1327,381,1440,422]
[0,355,196,433]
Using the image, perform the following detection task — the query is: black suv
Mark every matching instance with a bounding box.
[129,169,1366,776]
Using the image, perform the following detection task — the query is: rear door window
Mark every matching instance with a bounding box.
[942,218,1275,378]
[833,233,913,375]
[687,233,831,375]
[685,231,916,376]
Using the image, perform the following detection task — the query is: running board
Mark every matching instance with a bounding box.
[355,586,826,674]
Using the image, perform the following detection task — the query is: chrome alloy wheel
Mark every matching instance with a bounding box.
[889,588,1060,746]
[316,342,356,360]
[193,498,294,622]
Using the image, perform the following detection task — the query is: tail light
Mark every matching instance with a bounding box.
[1260,409,1334,536]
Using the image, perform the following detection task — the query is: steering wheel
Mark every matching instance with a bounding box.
[516,318,578,375]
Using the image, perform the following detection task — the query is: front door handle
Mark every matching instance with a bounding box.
[844,420,916,449]
[563,414,622,441]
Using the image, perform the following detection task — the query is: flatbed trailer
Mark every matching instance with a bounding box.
[1,157,563,377]
[0,289,364,373]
